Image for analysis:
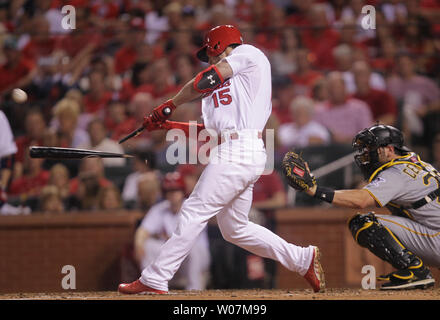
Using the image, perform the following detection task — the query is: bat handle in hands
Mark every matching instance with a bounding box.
[151,99,176,122]
[118,100,175,144]
[162,106,172,117]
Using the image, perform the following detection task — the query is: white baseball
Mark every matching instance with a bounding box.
[12,88,28,103]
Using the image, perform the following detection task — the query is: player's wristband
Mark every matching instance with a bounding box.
[313,186,335,203]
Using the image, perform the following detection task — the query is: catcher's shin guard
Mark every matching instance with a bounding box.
[348,212,422,270]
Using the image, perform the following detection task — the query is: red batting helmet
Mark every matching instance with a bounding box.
[196,25,243,62]
[161,172,186,193]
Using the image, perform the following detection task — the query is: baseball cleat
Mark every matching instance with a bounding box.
[118,279,168,295]
[380,267,435,290]
[304,246,325,292]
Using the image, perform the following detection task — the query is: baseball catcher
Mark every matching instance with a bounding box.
[283,124,440,290]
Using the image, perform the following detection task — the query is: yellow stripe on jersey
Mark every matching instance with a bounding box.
[368,159,423,183]
[377,217,440,238]
[365,189,383,207]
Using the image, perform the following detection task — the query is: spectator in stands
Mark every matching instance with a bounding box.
[311,78,329,103]
[337,16,369,52]
[8,153,49,201]
[271,75,296,124]
[51,98,90,148]
[399,15,436,74]
[114,16,147,75]
[28,53,67,105]
[47,163,78,210]
[37,185,64,214]
[333,44,386,94]
[208,4,235,30]
[145,2,172,45]
[278,96,331,150]
[314,71,373,144]
[90,0,121,22]
[58,5,102,58]
[123,92,156,151]
[387,53,440,141]
[150,57,178,100]
[147,125,177,173]
[252,170,287,218]
[13,108,47,179]
[352,61,398,125]
[0,36,37,95]
[381,0,407,25]
[285,0,313,27]
[339,0,376,43]
[122,150,158,208]
[177,164,204,197]
[289,47,324,97]
[387,53,440,110]
[105,101,137,142]
[174,54,197,87]
[63,89,92,131]
[254,5,286,52]
[78,118,126,167]
[136,172,162,212]
[301,3,340,71]
[166,29,198,65]
[120,62,153,102]
[21,14,59,63]
[82,69,113,115]
[333,43,354,74]
[134,172,210,290]
[98,185,123,211]
[270,28,299,77]
[89,55,121,95]
[70,157,113,210]
[372,37,397,77]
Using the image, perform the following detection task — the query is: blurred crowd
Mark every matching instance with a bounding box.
[0,0,439,215]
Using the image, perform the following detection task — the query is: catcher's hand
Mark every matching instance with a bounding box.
[282,151,316,192]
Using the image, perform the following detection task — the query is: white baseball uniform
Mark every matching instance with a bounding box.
[0,110,17,159]
[140,44,315,291]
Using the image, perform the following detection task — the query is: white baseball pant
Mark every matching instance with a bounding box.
[140,131,314,291]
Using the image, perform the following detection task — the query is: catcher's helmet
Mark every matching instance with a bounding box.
[161,172,186,193]
[196,25,243,62]
[352,124,411,179]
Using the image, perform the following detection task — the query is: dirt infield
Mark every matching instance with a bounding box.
[1,288,440,300]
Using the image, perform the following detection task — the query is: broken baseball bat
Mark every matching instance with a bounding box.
[29,146,134,159]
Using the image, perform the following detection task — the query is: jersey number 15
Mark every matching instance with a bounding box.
[212,88,232,108]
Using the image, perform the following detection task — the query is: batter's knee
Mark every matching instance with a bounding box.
[217,219,246,244]
[220,227,245,244]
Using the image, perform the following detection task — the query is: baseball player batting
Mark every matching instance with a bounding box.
[118,25,325,294]
[283,124,440,290]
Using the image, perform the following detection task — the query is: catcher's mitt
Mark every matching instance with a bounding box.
[282,151,316,191]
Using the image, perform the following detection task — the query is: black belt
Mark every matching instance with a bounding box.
[410,188,440,209]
